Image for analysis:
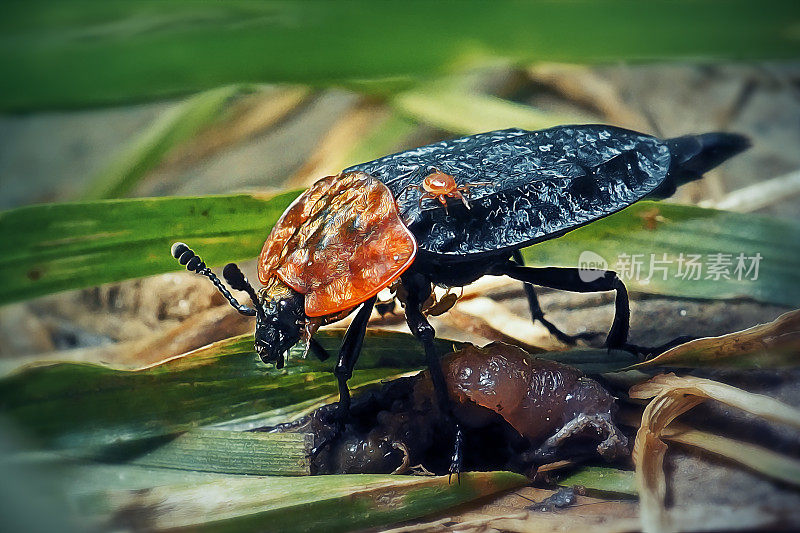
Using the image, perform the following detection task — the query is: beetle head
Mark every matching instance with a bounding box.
[254,278,305,369]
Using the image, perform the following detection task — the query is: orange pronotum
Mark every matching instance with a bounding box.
[258,172,417,317]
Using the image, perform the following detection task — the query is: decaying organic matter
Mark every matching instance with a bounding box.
[268,342,627,475]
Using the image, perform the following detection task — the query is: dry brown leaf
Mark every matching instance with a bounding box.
[630,373,800,533]
[630,373,800,429]
[628,309,800,370]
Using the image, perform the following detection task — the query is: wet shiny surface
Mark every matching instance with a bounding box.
[258,172,417,316]
[442,343,615,443]
[271,342,625,475]
[346,125,670,257]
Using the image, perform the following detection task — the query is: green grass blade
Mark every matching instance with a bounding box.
[557,466,637,497]
[59,463,526,533]
[82,84,262,200]
[392,88,591,135]
[1,1,799,110]
[3,197,796,308]
[0,330,438,451]
[0,321,643,455]
[99,472,526,532]
[130,430,313,476]
[4,194,797,308]
[0,192,300,305]
[2,454,526,532]
[523,201,800,307]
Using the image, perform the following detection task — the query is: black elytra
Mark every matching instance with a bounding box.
[172,125,749,477]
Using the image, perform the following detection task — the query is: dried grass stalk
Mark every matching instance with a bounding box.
[630,373,800,533]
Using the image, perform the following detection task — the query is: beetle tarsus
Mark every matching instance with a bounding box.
[539,315,601,345]
[623,335,699,361]
[449,426,463,484]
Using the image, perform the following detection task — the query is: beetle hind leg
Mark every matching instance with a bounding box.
[493,260,696,360]
[491,262,631,351]
[511,251,602,345]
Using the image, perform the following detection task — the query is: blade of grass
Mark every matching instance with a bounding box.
[0,191,300,305]
[392,88,592,135]
[130,429,313,476]
[2,453,526,533]
[523,201,800,308]
[0,329,461,453]
[663,428,800,488]
[0,324,640,454]
[556,466,637,497]
[82,84,263,200]
[2,1,799,110]
[5,197,797,308]
[82,470,527,533]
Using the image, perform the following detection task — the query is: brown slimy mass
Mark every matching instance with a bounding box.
[440,343,617,444]
[269,342,627,475]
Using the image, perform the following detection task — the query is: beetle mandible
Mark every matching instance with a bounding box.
[171,125,748,475]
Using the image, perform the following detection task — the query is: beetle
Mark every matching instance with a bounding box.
[171,124,748,475]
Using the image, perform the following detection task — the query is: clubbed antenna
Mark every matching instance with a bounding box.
[223,262,268,323]
[170,242,256,317]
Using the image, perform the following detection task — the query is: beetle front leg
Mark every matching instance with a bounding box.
[334,295,378,421]
[310,296,376,459]
[402,273,463,481]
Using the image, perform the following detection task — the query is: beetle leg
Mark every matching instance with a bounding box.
[333,295,378,421]
[491,263,630,350]
[511,251,601,345]
[310,295,377,459]
[402,273,463,481]
[625,335,699,359]
[309,337,331,362]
